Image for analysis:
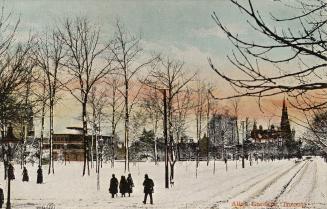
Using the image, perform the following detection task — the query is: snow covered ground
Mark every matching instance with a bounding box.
[1,157,326,209]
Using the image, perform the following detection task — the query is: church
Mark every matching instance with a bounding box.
[250,99,295,145]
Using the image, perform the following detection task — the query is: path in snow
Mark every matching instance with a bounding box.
[0,157,325,209]
[209,158,327,209]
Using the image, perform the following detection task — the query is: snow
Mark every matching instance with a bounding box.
[0,158,326,209]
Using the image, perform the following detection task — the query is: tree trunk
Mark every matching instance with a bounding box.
[236,119,240,145]
[154,114,158,165]
[167,91,175,183]
[91,106,95,169]
[169,160,176,183]
[213,157,216,174]
[111,124,115,168]
[40,100,45,168]
[124,81,129,173]
[97,145,101,190]
[95,129,99,173]
[154,137,157,165]
[82,100,90,176]
[196,105,200,143]
[206,94,210,166]
[196,150,199,178]
[163,90,169,189]
[48,99,55,174]
[111,86,116,168]
[98,116,102,168]
[169,144,176,183]
[21,124,25,169]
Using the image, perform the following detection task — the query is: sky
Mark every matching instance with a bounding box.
[4,0,304,138]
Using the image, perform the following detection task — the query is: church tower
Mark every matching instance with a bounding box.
[251,120,257,142]
[280,98,292,140]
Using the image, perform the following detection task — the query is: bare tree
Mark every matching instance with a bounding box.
[105,74,124,168]
[195,80,205,144]
[210,0,327,100]
[204,84,215,166]
[144,56,196,183]
[231,98,240,168]
[88,86,108,171]
[193,80,207,174]
[231,98,240,145]
[38,76,47,168]
[209,0,327,148]
[174,88,193,146]
[109,21,157,172]
[140,88,163,165]
[0,42,36,180]
[303,110,327,147]
[0,36,34,132]
[58,17,113,176]
[19,74,33,169]
[34,30,65,174]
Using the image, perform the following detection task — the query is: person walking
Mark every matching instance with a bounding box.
[143,174,154,204]
[109,174,118,198]
[127,173,134,197]
[22,167,29,182]
[37,165,43,184]
[0,187,4,209]
[119,176,128,197]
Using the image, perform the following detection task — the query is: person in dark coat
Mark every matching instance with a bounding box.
[8,163,15,180]
[143,174,154,204]
[0,187,4,209]
[22,167,29,182]
[126,173,134,197]
[119,176,128,197]
[37,165,43,184]
[109,174,118,198]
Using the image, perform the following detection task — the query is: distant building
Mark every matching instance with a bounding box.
[208,113,238,147]
[177,136,198,160]
[43,127,115,161]
[251,99,295,145]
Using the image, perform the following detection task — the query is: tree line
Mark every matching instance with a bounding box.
[0,10,222,184]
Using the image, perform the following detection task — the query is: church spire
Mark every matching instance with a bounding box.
[280,98,292,140]
[253,120,257,131]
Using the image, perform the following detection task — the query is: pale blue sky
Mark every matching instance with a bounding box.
[7,0,291,67]
[8,1,228,55]
[4,0,300,136]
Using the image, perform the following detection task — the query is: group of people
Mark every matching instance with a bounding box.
[21,165,43,184]
[0,166,155,207]
[3,164,43,184]
[109,173,134,198]
[0,165,43,209]
[109,173,155,204]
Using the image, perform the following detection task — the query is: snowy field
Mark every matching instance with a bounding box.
[1,158,326,209]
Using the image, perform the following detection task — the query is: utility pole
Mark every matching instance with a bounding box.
[161,89,169,189]
[241,121,245,168]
